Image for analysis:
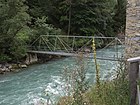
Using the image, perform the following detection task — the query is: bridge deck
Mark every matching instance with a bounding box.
[28,50,123,61]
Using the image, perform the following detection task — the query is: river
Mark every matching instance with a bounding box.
[0,45,124,105]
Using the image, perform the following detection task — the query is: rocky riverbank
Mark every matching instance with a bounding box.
[0,53,38,74]
[0,54,63,74]
[0,63,28,74]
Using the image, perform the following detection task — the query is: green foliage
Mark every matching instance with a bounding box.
[33,16,61,35]
[0,54,11,62]
[10,40,27,61]
[34,0,117,36]
[29,16,62,45]
[87,61,130,105]
[0,0,61,62]
[113,0,127,34]
[0,0,31,62]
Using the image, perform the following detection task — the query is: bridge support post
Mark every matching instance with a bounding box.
[25,53,38,65]
[128,57,140,105]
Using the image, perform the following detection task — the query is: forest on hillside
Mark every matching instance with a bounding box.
[0,0,126,62]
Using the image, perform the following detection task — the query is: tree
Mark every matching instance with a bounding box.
[0,0,31,62]
[32,0,116,36]
[113,0,127,34]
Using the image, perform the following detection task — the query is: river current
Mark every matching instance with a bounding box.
[0,46,124,105]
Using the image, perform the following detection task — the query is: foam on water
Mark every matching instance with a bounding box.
[45,83,59,95]
[0,80,8,83]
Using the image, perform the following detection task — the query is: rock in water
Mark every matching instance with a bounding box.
[21,64,27,68]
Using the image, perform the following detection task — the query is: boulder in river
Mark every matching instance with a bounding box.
[0,63,12,74]
[20,64,27,68]
[11,64,20,69]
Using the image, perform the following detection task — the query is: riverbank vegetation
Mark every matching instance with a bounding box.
[56,57,130,105]
[86,61,130,105]
[0,0,126,63]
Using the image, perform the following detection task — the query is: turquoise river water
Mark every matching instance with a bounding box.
[0,46,124,105]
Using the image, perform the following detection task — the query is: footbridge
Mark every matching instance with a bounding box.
[28,35,124,61]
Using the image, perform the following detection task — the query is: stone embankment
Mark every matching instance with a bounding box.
[0,53,62,74]
[0,64,12,74]
[0,63,28,74]
[0,53,38,74]
[125,0,140,58]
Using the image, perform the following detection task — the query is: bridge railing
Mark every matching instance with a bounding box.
[28,35,125,60]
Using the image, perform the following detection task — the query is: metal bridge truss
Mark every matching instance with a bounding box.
[28,35,124,61]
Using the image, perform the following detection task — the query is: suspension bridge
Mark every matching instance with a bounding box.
[28,35,124,61]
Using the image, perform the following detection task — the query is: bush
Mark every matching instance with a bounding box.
[58,61,130,105]
[86,61,130,105]
[0,54,11,63]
